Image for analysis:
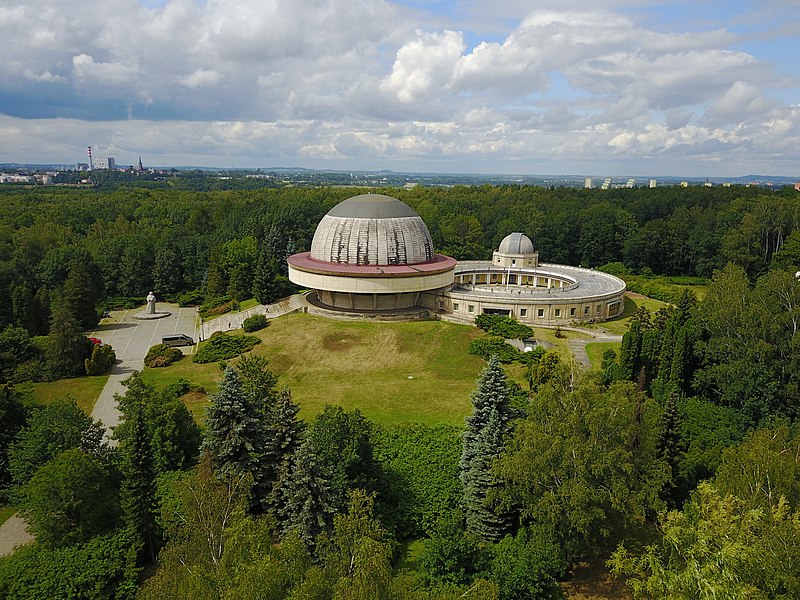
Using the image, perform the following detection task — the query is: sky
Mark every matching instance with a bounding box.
[1,0,799,176]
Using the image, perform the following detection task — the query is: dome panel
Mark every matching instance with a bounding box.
[310,194,434,265]
[498,232,534,255]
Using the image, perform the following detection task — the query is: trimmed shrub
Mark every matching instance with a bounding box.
[192,333,260,364]
[468,337,521,363]
[242,314,268,333]
[85,343,116,375]
[144,344,183,368]
[474,314,533,340]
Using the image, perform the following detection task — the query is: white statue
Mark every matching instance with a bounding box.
[146,291,156,314]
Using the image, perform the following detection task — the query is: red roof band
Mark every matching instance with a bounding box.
[287,252,457,278]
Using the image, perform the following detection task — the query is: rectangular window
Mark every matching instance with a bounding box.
[596,305,602,314]
[520,308,527,317]
[555,308,561,317]
[584,306,590,316]
[570,307,576,316]
[512,259,516,266]
[468,305,475,314]
[453,303,459,311]
[537,308,544,317]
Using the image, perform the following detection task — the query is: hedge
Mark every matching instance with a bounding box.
[192,333,260,363]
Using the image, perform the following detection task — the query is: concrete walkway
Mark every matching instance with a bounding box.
[0,514,34,557]
[0,303,199,557]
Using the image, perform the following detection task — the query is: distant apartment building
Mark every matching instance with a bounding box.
[584,177,593,189]
[95,156,116,170]
[649,179,657,188]
[625,178,635,188]
[76,162,89,171]
[601,177,612,190]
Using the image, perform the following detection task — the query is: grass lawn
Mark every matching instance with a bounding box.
[22,374,110,414]
[141,354,222,397]
[585,342,621,372]
[594,294,669,336]
[149,312,487,427]
[251,313,486,426]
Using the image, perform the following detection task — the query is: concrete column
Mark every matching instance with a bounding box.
[472,273,476,285]
[547,278,552,289]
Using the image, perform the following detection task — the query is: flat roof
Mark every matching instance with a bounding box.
[452,261,626,299]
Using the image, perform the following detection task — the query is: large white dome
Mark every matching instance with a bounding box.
[310,194,434,265]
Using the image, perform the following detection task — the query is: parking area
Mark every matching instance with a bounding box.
[89,304,200,360]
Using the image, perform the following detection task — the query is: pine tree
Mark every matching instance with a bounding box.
[460,355,516,542]
[252,252,280,305]
[270,438,336,551]
[46,298,89,378]
[120,404,159,563]
[62,257,103,329]
[203,367,267,478]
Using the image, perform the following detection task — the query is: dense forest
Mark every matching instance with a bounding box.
[0,182,799,598]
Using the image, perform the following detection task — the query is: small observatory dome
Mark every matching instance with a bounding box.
[310,194,434,265]
[498,232,535,255]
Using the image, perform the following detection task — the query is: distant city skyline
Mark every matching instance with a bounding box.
[1,0,798,176]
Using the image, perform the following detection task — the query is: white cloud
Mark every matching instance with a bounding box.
[0,0,797,174]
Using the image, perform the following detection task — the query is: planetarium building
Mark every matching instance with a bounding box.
[287,193,626,325]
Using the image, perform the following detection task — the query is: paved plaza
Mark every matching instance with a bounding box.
[88,303,199,437]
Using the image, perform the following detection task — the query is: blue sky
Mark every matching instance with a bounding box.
[0,0,798,176]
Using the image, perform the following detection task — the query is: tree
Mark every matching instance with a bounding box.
[115,373,200,474]
[0,385,28,501]
[202,367,267,479]
[259,387,304,510]
[119,404,159,563]
[460,355,517,542]
[308,405,379,511]
[270,438,337,551]
[22,448,119,547]
[657,393,681,506]
[45,298,90,379]
[610,482,800,599]
[497,380,668,555]
[8,398,104,498]
[62,256,103,329]
[489,526,566,600]
[319,490,394,600]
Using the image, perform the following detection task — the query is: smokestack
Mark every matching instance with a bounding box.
[87,146,93,170]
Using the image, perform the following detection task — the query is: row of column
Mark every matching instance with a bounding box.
[460,272,559,288]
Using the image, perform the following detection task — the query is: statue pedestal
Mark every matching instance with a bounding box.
[132,310,171,320]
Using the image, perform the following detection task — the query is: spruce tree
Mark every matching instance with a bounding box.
[120,404,159,563]
[657,393,681,506]
[619,320,642,381]
[203,367,267,478]
[261,388,304,502]
[460,355,516,542]
[62,257,103,329]
[270,438,336,551]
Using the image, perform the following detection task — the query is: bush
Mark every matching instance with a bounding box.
[100,296,144,310]
[144,344,183,368]
[468,337,521,363]
[372,424,462,539]
[242,314,268,333]
[192,333,260,364]
[198,296,236,318]
[474,314,532,340]
[174,289,204,307]
[85,343,116,375]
